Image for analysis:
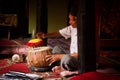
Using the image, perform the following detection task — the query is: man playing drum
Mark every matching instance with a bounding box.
[36,8,79,76]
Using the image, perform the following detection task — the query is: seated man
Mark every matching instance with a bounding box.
[36,8,79,76]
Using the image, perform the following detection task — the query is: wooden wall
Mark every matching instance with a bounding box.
[0,0,29,39]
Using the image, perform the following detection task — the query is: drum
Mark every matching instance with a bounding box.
[27,46,52,68]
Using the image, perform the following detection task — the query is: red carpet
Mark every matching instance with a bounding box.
[0,59,30,74]
[71,72,120,80]
[0,59,62,79]
[1,59,120,80]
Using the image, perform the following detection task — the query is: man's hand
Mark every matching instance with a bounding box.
[36,32,46,39]
[45,54,64,66]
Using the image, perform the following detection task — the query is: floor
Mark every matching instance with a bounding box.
[0,58,74,80]
[1,57,120,80]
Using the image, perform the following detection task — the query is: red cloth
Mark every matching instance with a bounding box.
[0,63,30,74]
[70,72,120,80]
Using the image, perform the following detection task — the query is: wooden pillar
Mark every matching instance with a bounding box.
[78,0,96,73]
[36,0,48,45]
[36,0,48,33]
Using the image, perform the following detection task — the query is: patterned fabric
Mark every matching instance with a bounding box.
[47,36,70,52]
[0,39,28,55]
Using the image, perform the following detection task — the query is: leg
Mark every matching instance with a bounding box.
[50,46,65,67]
[61,54,79,71]
[52,46,69,54]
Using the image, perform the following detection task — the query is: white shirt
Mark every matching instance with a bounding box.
[59,25,77,54]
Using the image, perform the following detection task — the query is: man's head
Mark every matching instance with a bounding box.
[68,8,78,28]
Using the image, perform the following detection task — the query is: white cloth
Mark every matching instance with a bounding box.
[59,25,77,54]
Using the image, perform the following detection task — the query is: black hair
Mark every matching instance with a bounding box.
[69,7,78,17]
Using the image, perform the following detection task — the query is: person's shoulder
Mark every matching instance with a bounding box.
[60,25,71,29]
[66,25,72,28]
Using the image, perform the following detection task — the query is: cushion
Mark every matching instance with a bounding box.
[71,72,120,80]
[0,39,28,55]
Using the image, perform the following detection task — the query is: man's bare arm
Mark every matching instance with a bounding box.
[36,31,61,39]
[71,53,78,58]
[44,31,61,38]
